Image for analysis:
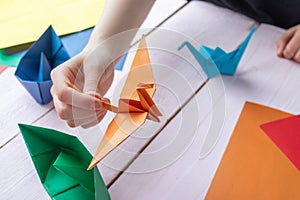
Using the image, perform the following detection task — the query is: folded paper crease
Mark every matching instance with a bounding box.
[85,35,162,170]
[18,124,110,200]
[178,26,256,78]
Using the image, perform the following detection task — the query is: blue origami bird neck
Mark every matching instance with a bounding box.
[178,41,220,78]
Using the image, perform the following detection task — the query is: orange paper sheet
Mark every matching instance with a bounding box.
[205,102,300,199]
[88,36,162,169]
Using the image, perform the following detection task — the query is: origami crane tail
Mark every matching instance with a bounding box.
[87,157,99,170]
[178,41,190,51]
[229,25,257,69]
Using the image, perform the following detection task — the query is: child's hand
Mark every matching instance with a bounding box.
[50,45,115,128]
[50,0,155,128]
[277,24,300,63]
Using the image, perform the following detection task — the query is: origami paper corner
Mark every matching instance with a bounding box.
[15,26,70,105]
[18,124,110,200]
[260,114,300,172]
[205,102,300,200]
[0,65,8,74]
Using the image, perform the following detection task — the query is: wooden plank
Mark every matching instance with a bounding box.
[0,0,187,148]
[139,0,187,29]
[0,1,253,199]
[0,134,49,200]
[16,0,217,189]
[109,24,300,199]
[0,68,53,147]
[0,1,189,199]
[85,0,255,186]
[131,0,188,45]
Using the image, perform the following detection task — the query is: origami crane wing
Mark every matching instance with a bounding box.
[120,35,155,100]
[15,26,70,104]
[88,36,158,169]
[214,25,256,75]
[88,112,148,169]
[18,124,110,200]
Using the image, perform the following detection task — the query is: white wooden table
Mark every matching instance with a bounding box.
[1,1,299,200]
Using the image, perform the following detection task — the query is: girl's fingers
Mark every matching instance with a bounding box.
[52,87,107,122]
[294,49,300,63]
[277,27,296,57]
[283,31,300,59]
[53,85,103,110]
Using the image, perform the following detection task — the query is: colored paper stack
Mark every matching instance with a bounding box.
[205,102,300,199]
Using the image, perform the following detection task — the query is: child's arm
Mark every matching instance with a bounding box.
[277,24,300,63]
[51,0,155,128]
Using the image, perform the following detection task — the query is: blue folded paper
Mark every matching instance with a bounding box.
[15,26,70,104]
[15,26,128,105]
[178,26,256,78]
[13,28,128,71]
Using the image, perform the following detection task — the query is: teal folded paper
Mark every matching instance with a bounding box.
[178,26,256,78]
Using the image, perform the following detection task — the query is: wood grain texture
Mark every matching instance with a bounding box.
[0,68,53,147]
[0,0,187,148]
[101,0,255,186]
[0,1,189,199]
[109,24,300,200]
[97,0,255,182]
[131,0,188,46]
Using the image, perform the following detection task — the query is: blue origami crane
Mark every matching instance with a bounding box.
[178,26,256,78]
[15,26,70,104]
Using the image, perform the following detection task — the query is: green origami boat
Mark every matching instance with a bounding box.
[18,124,111,200]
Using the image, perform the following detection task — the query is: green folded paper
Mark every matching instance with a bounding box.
[18,124,110,200]
[0,49,21,67]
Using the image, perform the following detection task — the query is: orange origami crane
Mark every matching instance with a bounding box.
[66,36,162,170]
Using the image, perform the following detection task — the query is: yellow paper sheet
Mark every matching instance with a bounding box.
[0,0,106,48]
